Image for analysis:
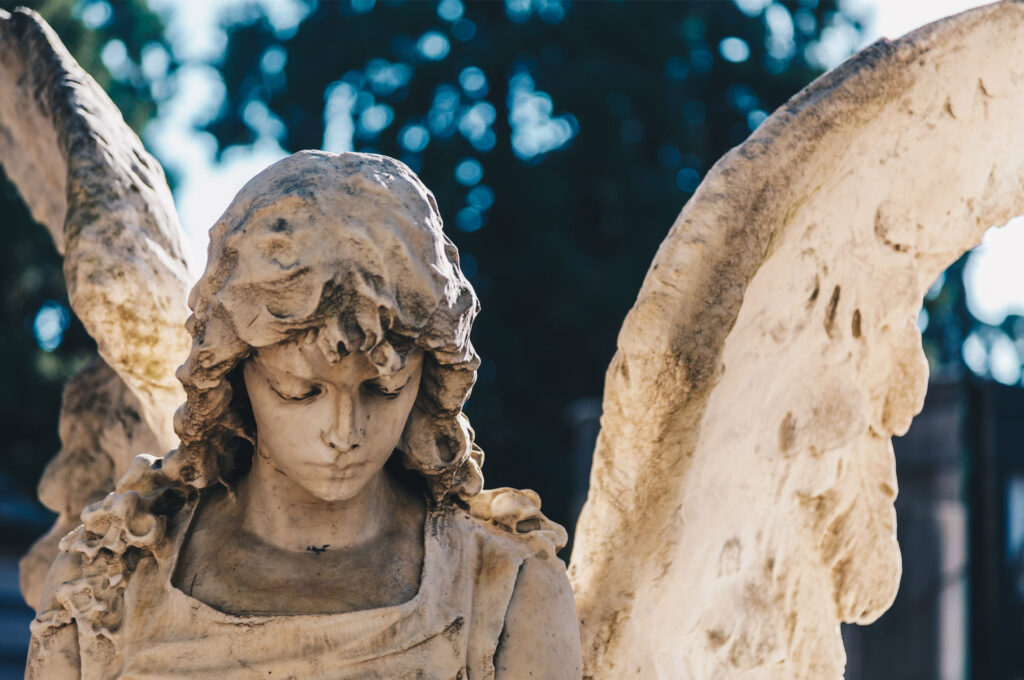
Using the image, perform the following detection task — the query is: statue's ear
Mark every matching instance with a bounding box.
[398,407,481,500]
[398,405,463,468]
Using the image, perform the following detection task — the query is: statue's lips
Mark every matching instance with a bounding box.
[310,460,367,480]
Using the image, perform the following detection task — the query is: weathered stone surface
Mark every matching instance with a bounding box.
[0,8,192,450]
[25,151,579,679]
[568,2,1024,678]
[0,8,192,608]
[18,360,160,610]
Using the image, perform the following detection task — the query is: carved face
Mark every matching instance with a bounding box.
[242,337,423,502]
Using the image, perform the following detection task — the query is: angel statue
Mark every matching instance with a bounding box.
[3,2,1024,678]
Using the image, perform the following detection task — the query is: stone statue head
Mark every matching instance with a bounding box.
[166,150,484,503]
[44,152,570,645]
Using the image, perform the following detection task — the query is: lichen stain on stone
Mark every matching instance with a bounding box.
[617,357,630,386]
[807,275,820,307]
[778,412,797,454]
[873,204,910,253]
[823,285,841,338]
[706,629,728,651]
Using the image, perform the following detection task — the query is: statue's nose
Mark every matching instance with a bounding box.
[321,390,365,454]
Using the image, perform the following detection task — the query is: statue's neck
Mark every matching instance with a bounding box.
[237,450,405,553]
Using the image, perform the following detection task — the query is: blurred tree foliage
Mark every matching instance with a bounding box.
[0,0,174,495]
[205,0,865,528]
[920,254,1024,386]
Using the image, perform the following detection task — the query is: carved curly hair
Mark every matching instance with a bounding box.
[166,150,485,502]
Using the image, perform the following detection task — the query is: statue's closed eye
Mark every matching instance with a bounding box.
[270,383,323,402]
[365,378,409,399]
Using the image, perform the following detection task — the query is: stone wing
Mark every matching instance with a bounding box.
[0,9,191,607]
[568,3,1024,678]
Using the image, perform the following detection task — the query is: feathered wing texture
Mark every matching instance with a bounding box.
[0,9,191,607]
[568,2,1024,678]
[17,360,163,609]
[0,8,191,448]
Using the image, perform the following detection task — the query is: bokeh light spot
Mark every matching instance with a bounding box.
[726,84,758,111]
[765,3,796,60]
[916,307,929,332]
[537,0,566,24]
[990,334,1021,385]
[100,39,132,81]
[141,42,171,82]
[359,103,394,135]
[747,109,768,130]
[456,206,483,232]
[400,124,430,152]
[366,59,412,96]
[417,31,450,61]
[33,301,71,352]
[455,158,483,186]
[506,0,531,22]
[508,68,578,160]
[78,0,113,29]
[459,66,489,98]
[260,46,287,75]
[719,37,751,63]
[794,8,817,35]
[676,168,701,193]
[467,185,494,211]
[323,81,356,152]
[458,101,497,148]
[428,84,460,137]
[243,99,286,140]
[437,0,464,22]
[962,332,987,375]
[734,0,771,17]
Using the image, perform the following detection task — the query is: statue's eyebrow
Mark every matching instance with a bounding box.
[251,348,318,381]
[369,372,412,389]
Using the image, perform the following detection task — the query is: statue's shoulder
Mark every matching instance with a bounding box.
[439,496,576,677]
[454,487,569,563]
[456,507,572,598]
[447,493,580,678]
[447,506,535,560]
